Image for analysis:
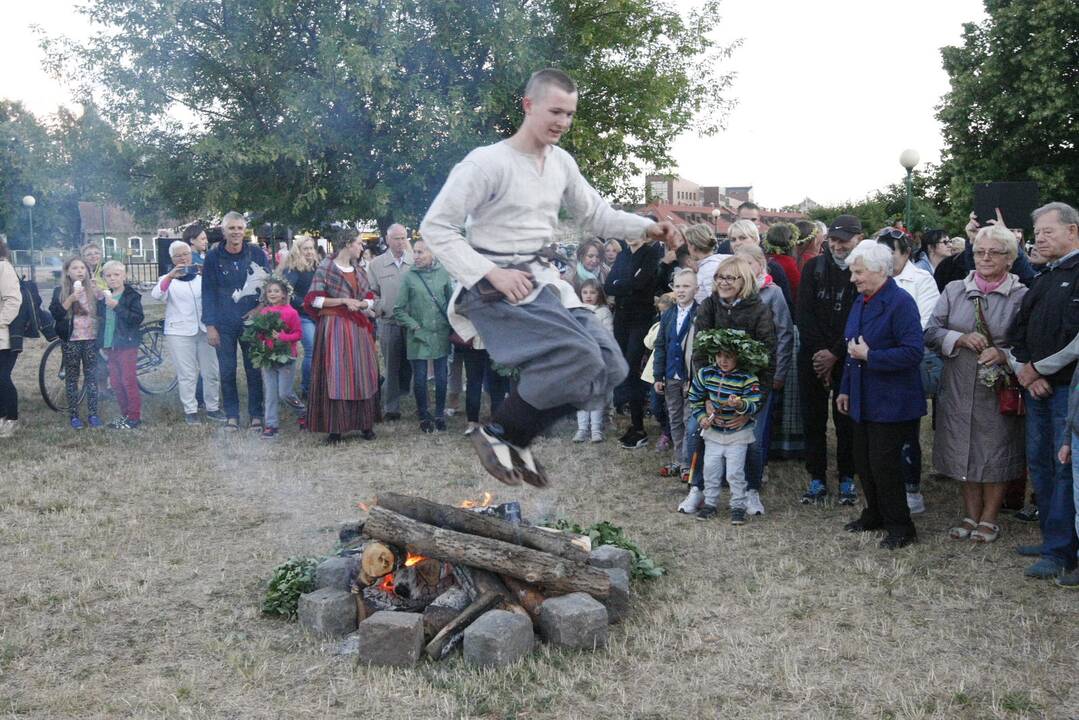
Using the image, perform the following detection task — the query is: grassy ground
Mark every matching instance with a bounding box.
[1,339,1076,720]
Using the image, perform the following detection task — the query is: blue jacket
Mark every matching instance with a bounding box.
[201,242,270,330]
[652,301,697,382]
[839,277,926,424]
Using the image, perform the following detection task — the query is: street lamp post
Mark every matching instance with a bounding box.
[899,149,920,232]
[711,208,722,235]
[22,195,36,280]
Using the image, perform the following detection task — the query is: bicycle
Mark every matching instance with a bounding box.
[38,320,178,412]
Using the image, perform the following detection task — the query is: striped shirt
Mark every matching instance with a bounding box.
[688,366,762,438]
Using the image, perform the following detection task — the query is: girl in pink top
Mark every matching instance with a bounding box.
[257,278,304,438]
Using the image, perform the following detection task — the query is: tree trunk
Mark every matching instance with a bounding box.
[363,507,610,598]
[376,492,588,561]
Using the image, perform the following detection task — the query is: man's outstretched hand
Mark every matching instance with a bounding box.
[646,221,681,247]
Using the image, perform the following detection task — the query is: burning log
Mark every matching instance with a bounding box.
[500,575,547,620]
[453,566,528,619]
[391,557,454,604]
[424,591,501,661]
[363,507,610,598]
[376,493,589,562]
[423,586,470,639]
[359,541,397,586]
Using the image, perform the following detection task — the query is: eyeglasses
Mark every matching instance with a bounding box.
[715,275,741,284]
[878,228,910,241]
[973,249,1009,259]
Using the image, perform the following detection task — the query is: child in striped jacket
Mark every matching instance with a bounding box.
[688,329,767,524]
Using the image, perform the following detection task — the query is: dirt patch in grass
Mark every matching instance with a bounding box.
[1,340,1075,719]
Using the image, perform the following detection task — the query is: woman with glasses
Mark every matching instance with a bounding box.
[678,255,776,515]
[912,229,953,275]
[925,225,1027,544]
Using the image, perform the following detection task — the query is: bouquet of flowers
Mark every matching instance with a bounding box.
[240,312,293,369]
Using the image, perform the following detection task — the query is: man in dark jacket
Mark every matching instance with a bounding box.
[202,211,271,429]
[605,237,663,448]
[796,214,863,505]
[1009,202,1079,580]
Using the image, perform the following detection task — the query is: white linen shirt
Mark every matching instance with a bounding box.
[151,274,206,336]
[893,261,940,330]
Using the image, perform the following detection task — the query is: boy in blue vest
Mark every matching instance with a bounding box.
[652,268,698,478]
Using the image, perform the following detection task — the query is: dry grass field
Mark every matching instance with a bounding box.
[1,338,1077,720]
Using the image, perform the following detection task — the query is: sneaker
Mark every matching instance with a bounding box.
[205,409,227,422]
[285,396,305,411]
[108,416,130,430]
[434,417,447,432]
[619,429,648,449]
[573,428,589,443]
[656,433,672,452]
[838,477,858,506]
[420,419,434,434]
[678,486,704,514]
[260,427,278,440]
[801,479,827,504]
[590,430,604,443]
[1025,558,1065,579]
[880,534,916,550]
[906,492,926,515]
[696,504,718,520]
[746,490,765,516]
[87,415,103,429]
[1056,568,1079,588]
[70,417,85,430]
[184,413,202,426]
[1014,504,1039,523]
[730,507,747,525]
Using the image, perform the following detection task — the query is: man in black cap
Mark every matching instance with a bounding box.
[796,214,864,505]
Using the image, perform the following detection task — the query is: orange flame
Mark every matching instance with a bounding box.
[378,573,394,593]
[404,552,426,567]
[457,492,494,509]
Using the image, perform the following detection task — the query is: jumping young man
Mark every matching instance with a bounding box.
[421,68,677,487]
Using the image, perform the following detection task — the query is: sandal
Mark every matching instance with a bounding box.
[948,518,978,540]
[970,521,1001,543]
[249,417,263,431]
[224,418,240,432]
[470,426,523,486]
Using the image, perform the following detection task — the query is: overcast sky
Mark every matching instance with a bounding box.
[2,0,986,208]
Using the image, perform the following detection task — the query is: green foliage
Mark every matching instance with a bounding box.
[44,0,736,228]
[935,0,1079,226]
[809,171,948,235]
[693,328,769,374]
[553,519,665,580]
[262,556,319,619]
[239,311,293,369]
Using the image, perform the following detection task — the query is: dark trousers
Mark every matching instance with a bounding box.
[613,317,651,431]
[0,349,18,420]
[411,357,447,421]
[461,347,509,423]
[215,324,263,421]
[853,420,918,538]
[62,340,99,418]
[799,358,853,483]
[901,419,922,492]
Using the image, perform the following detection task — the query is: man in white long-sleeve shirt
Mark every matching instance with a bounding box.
[421,68,676,486]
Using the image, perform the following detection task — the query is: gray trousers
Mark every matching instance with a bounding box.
[379,322,408,413]
[261,361,296,429]
[460,286,627,412]
[664,377,689,466]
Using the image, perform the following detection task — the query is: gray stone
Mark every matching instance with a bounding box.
[298,588,357,637]
[600,568,630,624]
[588,545,633,575]
[315,556,358,591]
[354,611,424,667]
[463,610,535,667]
[536,592,608,650]
[333,631,361,656]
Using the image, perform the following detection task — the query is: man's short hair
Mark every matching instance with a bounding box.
[737,201,761,214]
[524,68,577,99]
[1033,202,1079,227]
[222,211,246,225]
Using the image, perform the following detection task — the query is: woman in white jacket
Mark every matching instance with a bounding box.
[152,240,222,424]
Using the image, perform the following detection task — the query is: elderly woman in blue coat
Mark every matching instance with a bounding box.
[837,241,927,549]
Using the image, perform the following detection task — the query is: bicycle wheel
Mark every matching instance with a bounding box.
[38,339,81,412]
[136,322,178,395]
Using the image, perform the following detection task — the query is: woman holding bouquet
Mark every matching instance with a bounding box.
[304,233,380,442]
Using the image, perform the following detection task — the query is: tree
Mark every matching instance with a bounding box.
[809,171,947,236]
[936,0,1079,226]
[44,0,735,231]
[0,101,69,249]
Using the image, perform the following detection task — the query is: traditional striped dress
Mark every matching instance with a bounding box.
[305,258,380,434]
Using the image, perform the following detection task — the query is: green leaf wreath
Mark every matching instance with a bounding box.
[693,328,770,373]
[240,312,294,369]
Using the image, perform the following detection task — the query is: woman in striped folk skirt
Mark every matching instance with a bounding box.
[304,234,380,441]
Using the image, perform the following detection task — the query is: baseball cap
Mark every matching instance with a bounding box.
[827,215,863,241]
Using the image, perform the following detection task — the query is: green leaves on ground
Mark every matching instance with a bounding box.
[262,556,319,619]
[554,519,666,580]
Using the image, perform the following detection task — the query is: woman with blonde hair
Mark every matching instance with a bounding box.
[283,235,320,398]
[683,223,724,303]
[726,220,793,309]
[679,255,777,514]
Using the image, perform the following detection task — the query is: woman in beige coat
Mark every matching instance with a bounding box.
[924,225,1027,543]
[0,238,24,436]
